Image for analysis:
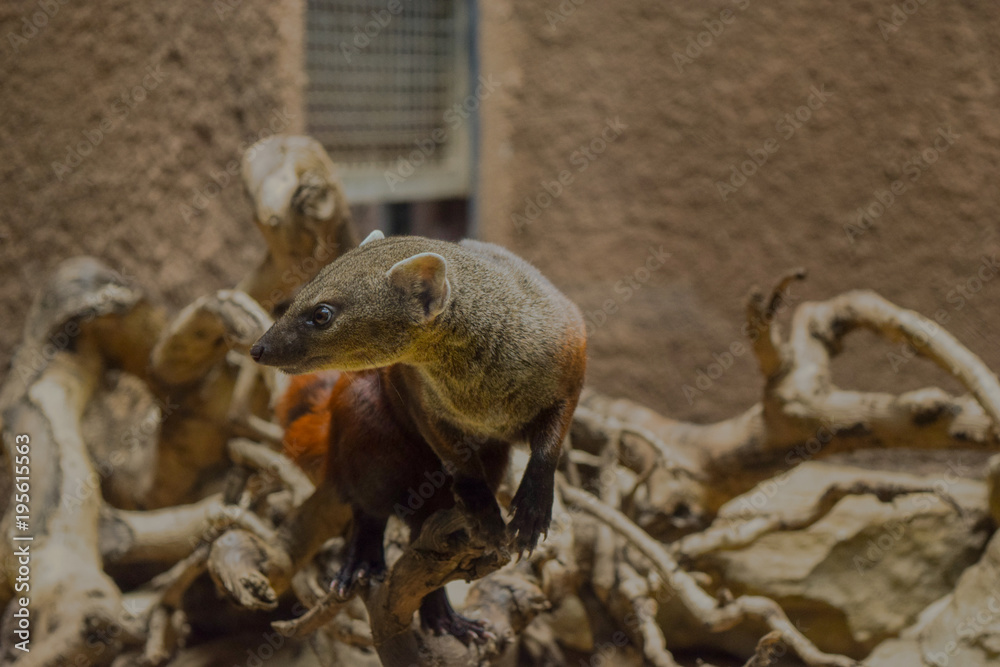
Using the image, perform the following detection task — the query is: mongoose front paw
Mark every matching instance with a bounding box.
[330,557,386,600]
[508,477,553,556]
[421,606,496,645]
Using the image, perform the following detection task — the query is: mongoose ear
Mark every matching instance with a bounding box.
[360,229,385,246]
[386,252,451,321]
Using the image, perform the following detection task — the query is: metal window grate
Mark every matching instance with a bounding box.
[305,0,472,202]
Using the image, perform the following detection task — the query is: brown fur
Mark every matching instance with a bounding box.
[254,235,587,554]
[276,367,493,641]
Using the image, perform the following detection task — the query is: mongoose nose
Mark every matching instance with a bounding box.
[250,343,265,362]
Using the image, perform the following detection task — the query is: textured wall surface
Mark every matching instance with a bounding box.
[478,0,1000,421]
[3,2,999,425]
[0,1,305,373]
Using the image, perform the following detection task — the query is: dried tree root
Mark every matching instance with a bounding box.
[591,442,620,604]
[0,352,127,666]
[9,248,998,667]
[362,509,507,647]
[149,290,272,387]
[208,481,350,610]
[100,493,276,566]
[238,134,358,313]
[412,569,551,667]
[582,278,1000,512]
[140,135,359,510]
[123,544,214,665]
[138,290,275,508]
[573,405,695,477]
[612,562,680,667]
[560,483,858,667]
[0,258,152,666]
[675,480,963,559]
[226,356,285,445]
[273,506,516,666]
[273,588,352,639]
[227,438,314,506]
[742,630,784,667]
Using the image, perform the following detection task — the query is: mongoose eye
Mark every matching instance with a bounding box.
[309,304,336,328]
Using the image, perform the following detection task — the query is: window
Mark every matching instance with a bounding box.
[305,0,473,204]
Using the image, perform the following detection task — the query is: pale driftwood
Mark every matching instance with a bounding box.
[271,503,545,667]
[207,480,350,607]
[0,258,153,666]
[357,508,507,663]
[227,437,314,506]
[131,136,357,509]
[211,274,1000,667]
[99,493,275,566]
[238,134,358,313]
[111,288,275,509]
[610,562,680,667]
[134,544,211,665]
[5,243,999,667]
[674,480,962,560]
[742,631,785,667]
[0,352,128,666]
[591,445,620,604]
[582,273,1000,512]
[205,437,343,608]
[560,483,858,667]
[149,290,271,387]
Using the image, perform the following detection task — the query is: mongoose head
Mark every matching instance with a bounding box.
[250,230,451,374]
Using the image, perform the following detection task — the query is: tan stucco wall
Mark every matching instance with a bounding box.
[0,0,305,372]
[3,1,999,426]
[478,0,1000,421]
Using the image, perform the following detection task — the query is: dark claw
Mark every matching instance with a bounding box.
[508,480,553,556]
[330,559,386,600]
[421,600,497,645]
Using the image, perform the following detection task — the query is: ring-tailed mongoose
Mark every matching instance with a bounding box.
[252,231,587,639]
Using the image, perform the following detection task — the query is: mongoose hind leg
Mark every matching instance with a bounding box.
[419,587,496,645]
[452,474,508,551]
[331,507,388,599]
[440,438,511,553]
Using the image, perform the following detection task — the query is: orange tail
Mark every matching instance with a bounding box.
[275,371,340,483]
